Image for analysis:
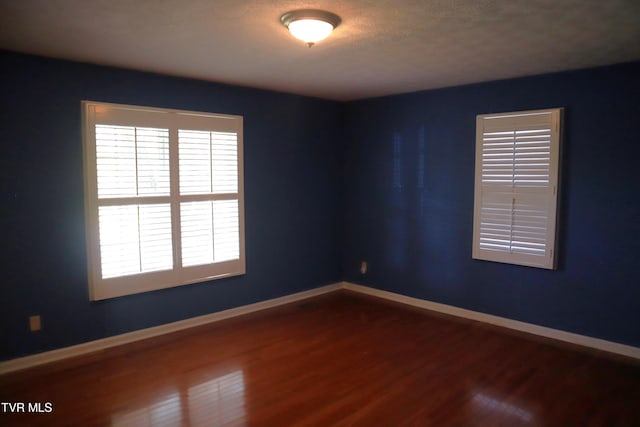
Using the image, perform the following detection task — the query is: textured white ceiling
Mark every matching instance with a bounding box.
[1,0,639,101]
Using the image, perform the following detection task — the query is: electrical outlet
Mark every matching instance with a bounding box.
[360,261,368,274]
[29,315,41,332]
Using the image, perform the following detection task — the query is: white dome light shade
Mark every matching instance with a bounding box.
[280,9,341,47]
[288,19,334,44]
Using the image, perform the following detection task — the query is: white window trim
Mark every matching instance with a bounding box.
[472,108,562,270]
[82,101,245,300]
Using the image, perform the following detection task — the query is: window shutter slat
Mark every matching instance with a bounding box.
[179,130,238,195]
[180,201,214,267]
[179,130,212,195]
[211,132,238,194]
[213,200,240,262]
[479,194,549,255]
[96,125,170,198]
[136,128,171,196]
[138,204,174,272]
[180,200,240,267]
[96,126,137,198]
[98,204,173,278]
[481,125,552,188]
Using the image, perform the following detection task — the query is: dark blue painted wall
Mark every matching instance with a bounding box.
[2,51,638,361]
[342,62,640,347]
[0,52,344,360]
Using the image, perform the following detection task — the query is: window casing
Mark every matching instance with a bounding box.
[83,101,245,300]
[472,108,562,269]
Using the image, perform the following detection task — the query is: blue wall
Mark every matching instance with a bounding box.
[2,51,639,361]
[0,52,344,360]
[342,62,640,347]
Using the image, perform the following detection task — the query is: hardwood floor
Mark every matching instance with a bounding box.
[1,290,639,426]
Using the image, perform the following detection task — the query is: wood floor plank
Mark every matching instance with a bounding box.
[1,290,639,426]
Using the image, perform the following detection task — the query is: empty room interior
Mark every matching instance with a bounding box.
[1,1,639,425]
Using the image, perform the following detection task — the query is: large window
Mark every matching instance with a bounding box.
[472,108,562,269]
[83,101,245,300]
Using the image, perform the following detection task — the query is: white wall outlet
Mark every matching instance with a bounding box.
[360,261,368,274]
[29,315,41,332]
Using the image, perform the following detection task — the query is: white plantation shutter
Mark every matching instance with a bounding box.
[95,125,170,198]
[180,200,240,266]
[94,124,173,280]
[98,204,173,278]
[179,130,238,194]
[178,130,240,267]
[83,101,245,300]
[180,201,216,267]
[473,109,562,269]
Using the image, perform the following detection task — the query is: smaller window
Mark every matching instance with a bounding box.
[472,108,562,269]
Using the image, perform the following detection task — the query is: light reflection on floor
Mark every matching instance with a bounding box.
[473,393,533,424]
[188,370,246,426]
[111,392,182,427]
[111,370,245,427]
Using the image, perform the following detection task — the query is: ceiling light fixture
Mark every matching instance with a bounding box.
[280,9,341,47]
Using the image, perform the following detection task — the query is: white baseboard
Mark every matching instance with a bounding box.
[341,281,640,360]
[0,283,341,375]
[2,280,637,375]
